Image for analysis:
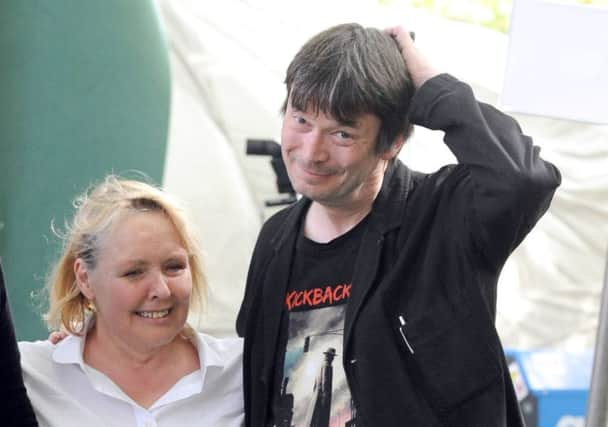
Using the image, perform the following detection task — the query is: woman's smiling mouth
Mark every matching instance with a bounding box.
[135,309,170,319]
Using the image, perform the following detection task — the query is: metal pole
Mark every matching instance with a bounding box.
[586,251,608,427]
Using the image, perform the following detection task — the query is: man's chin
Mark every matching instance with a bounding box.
[302,191,338,205]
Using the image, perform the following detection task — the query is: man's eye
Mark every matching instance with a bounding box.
[124,269,143,278]
[333,131,354,144]
[295,116,307,125]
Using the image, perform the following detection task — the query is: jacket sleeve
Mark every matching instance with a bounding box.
[235,235,263,337]
[0,261,39,426]
[409,73,561,267]
[236,212,278,337]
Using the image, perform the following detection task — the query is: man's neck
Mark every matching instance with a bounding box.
[303,168,385,243]
[303,158,389,243]
[303,202,371,243]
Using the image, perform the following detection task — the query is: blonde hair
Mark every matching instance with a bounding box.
[45,175,206,335]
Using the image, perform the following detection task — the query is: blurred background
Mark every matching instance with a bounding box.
[1,0,608,408]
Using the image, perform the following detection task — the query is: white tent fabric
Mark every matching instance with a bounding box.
[157,0,608,350]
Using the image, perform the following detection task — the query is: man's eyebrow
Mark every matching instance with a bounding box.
[290,102,360,128]
[335,117,358,128]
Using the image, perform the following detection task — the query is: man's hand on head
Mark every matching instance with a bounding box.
[385,25,440,89]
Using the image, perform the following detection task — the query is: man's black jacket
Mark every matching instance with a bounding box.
[237,74,561,426]
[0,260,38,426]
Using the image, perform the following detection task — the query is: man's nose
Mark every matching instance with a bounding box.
[302,130,328,163]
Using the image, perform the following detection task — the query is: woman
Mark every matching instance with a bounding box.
[18,176,244,426]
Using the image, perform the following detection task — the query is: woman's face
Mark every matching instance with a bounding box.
[75,210,192,354]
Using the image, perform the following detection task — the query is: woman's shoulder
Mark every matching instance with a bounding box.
[18,339,55,357]
[196,332,243,356]
[194,332,243,392]
[18,339,57,372]
[19,334,84,369]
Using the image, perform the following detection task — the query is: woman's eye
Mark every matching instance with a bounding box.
[294,116,307,125]
[166,263,186,273]
[337,131,351,139]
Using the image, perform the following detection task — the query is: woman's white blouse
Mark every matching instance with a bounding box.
[19,332,244,427]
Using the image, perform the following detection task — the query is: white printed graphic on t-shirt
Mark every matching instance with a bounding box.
[274,305,357,427]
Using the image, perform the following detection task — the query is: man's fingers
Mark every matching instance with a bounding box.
[48,330,68,344]
[385,25,416,54]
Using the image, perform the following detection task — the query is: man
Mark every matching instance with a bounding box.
[236,23,560,426]
[0,261,38,426]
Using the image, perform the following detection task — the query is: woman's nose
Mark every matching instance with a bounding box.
[148,272,171,299]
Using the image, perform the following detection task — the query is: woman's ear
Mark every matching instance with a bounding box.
[74,258,95,300]
[381,134,406,161]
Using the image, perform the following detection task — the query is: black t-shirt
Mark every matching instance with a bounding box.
[269,217,368,427]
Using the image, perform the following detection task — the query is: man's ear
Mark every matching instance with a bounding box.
[74,258,95,300]
[381,134,406,161]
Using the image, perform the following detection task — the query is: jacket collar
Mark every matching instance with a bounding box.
[368,158,413,233]
[269,196,310,252]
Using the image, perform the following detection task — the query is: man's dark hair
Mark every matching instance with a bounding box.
[281,23,415,154]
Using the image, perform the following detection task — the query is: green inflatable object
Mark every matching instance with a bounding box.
[0,0,171,340]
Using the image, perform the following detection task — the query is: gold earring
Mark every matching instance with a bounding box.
[86,300,97,313]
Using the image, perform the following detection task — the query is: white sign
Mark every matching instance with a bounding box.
[501,0,608,124]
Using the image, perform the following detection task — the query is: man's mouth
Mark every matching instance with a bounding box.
[135,309,170,319]
[300,165,333,177]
